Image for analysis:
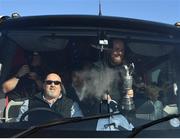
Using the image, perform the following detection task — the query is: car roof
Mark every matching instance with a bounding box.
[0,15,180,52]
[0,15,180,35]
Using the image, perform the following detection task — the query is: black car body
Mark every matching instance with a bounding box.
[0,15,180,137]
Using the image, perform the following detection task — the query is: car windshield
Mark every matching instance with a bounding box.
[0,16,180,138]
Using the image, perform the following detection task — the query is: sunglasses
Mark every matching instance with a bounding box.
[45,80,61,85]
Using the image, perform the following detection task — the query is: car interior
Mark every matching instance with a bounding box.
[0,28,180,136]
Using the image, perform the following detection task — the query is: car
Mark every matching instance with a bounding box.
[0,14,180,138]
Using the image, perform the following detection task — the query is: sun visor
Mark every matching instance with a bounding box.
[39,35,68,50]
[6,31,68,51]
[128,42,174,57]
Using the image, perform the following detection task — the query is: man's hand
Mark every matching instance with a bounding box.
[16,65,30,78]
[126,89,134,98]
[102,94,112,103]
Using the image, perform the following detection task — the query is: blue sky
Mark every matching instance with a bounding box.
[0,0,179,25]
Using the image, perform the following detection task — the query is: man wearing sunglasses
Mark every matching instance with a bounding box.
[16,73,83,122]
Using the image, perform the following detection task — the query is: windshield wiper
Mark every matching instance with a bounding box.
[128,113,180,138]
[12,112,121,138]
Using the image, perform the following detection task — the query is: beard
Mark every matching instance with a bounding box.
[112,56,123,65]
[46,91,57,99]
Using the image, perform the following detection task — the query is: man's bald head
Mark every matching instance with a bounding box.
[45,73,62,82]
[44,73,62,99]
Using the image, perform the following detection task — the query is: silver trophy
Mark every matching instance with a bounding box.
[120,63,135,111]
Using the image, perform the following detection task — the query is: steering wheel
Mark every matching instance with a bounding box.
[20,107,63,123]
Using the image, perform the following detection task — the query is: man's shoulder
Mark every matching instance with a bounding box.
[56,96,75,111]
[63,96,74,103]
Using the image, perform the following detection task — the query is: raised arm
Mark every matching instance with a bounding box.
[2,65,30,93]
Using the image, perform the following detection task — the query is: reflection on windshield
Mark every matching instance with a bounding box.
[0,36,179,133]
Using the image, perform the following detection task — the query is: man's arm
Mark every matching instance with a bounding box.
[2,77,20,93]
[2,65,30,93]
[71,102,83,117]
[16,99,29,122]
